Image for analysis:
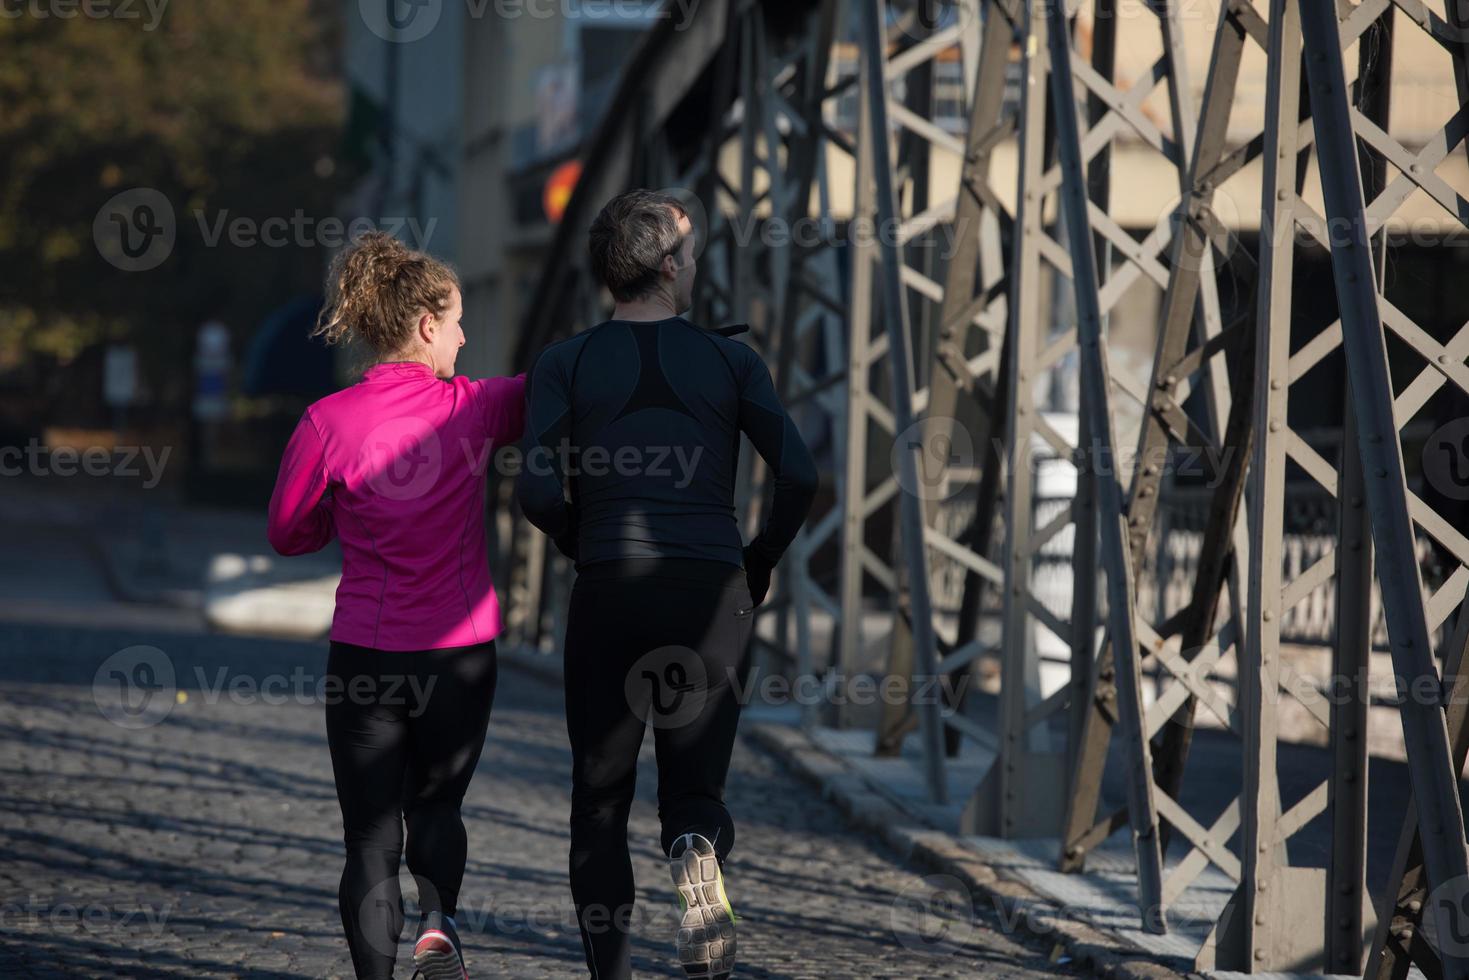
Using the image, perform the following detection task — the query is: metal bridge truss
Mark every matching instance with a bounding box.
[497,0,1469,973]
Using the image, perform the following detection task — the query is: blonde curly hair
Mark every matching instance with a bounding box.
[314,232,459,360]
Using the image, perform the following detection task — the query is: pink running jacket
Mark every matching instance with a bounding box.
[268,362,526,651]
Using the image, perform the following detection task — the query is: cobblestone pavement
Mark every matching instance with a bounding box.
[0,620,1081,978]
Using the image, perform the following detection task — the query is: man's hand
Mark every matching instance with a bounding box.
[742,542,774,607]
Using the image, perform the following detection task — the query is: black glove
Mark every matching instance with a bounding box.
[742,542,775,607]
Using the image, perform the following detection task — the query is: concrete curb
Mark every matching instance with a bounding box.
[745,723,1198,980]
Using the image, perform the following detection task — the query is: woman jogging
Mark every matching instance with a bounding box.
[268,232,525,980]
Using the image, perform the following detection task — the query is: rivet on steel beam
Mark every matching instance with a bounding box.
[1269,420,1282,432]
[1258,880,1267,892]
[1277,189,1288,201]
[1256,913,1267,925]
[1255,949,1266,961]
[1263,610,1273,621]
[1439,354,1450,364]
[1270,379,1282,390]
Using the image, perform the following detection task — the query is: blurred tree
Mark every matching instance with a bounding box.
[0,0,352,425]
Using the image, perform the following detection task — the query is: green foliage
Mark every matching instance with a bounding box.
[0,0,351,396]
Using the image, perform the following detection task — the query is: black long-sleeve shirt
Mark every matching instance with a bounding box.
[517,315,817,569]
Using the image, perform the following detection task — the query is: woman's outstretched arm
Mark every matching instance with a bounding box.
[268,409,336,555]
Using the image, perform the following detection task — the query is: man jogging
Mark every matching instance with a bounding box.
[517,189,817,979]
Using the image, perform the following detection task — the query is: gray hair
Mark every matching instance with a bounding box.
[588,190,689,302]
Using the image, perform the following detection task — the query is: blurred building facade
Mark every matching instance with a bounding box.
[344,1,464,263]
[459,2,666,378]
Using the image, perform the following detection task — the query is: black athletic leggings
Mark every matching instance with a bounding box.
[324,639,497,980]
[563,558,754,980]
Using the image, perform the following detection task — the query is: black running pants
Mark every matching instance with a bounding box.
[563,558,754,980]
[324,639,497,980]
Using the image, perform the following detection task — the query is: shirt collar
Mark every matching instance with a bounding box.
[362,361,436,382]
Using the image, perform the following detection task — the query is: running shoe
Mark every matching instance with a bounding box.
[412,910,467,980]
[668,832,736,978]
